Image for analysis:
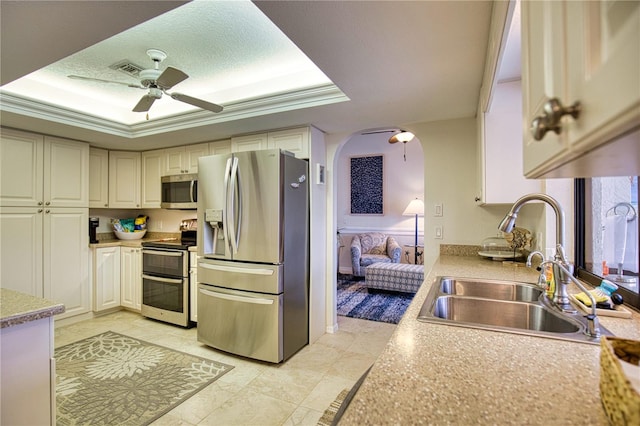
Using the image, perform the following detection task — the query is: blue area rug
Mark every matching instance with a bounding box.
[336,276,415,324]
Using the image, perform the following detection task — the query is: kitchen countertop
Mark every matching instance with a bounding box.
[339,255,640,425]
[0,288,65,329]
[89,232,181,248]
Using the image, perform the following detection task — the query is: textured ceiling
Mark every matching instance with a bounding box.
[0,0,502,151]
[1,1,337,124]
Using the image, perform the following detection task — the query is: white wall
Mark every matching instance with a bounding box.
[335,132,425,272]
[326,119,575,334]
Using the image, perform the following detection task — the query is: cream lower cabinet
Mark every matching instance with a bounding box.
[93,246,121,311]
[522,0,640,178]
[189,251,198,322]
[0,207,90,319]
[1,316,55,426]
[121,246,142,312]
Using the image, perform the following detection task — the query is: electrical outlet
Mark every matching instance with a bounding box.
[435,203,443,217]
[157,220,163,230]
[435,226,443,239]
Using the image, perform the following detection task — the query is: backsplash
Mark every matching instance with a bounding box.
[89,208,198,233]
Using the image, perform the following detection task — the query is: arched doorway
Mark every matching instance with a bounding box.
[326,128,425,332]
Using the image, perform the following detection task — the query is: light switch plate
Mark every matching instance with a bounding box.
[435,203,443,217]
[435,226,443,239]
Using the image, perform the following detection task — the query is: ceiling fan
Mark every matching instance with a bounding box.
[68,49,223,114]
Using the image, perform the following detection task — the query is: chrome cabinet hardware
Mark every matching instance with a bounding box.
[531,98,581,141]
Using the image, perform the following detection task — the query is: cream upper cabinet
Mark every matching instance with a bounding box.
[0,128,43,207]
[89,147,109,208]
[108,151,141,208]
[121,246,142,311]
[164,143,209,175]
[232,127,310,158]
[141,150,164,208]
[45,136,89,207]
[209,139,232,156]
[522,0,640,178]
[477,81,542,204]
[1,129,89,207]
[231,133,269,153]
[267,128,309,159]
[94,246,121,312]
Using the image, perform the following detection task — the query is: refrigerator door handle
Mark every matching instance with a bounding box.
[199,262,274,275]
[223,157,233,255]
[199,288,274,305]
[228,156,241,254]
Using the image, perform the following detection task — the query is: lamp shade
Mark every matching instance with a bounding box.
[389,131,415,144]
[403,198,424,216]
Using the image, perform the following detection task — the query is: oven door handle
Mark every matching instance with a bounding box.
[199,288,274,305]
[142,250,183,257]
[142,274,183,284]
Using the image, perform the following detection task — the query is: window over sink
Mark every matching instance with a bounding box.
[576,176,639,309]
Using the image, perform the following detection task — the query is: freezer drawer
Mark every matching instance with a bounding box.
[198,259,282,294]
[197,283,283,363]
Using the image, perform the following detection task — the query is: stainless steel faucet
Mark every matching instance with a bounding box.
[499,193,576,312]
[540,259,601,338]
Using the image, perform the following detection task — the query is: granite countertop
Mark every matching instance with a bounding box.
[0,288,65,329]
[339,255,640,425]
[89,232,181,248]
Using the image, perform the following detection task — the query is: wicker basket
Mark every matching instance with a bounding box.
[600,336,640,425]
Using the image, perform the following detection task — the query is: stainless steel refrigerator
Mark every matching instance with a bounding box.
[196,149,309,363]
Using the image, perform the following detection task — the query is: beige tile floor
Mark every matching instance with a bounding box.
[54,311,396,425]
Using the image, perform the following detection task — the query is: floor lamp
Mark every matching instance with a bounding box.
[403,198,424,264]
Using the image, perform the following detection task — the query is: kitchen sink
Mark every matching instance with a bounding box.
[418,276,611,344]
[439,277,542,302]
[431,296,580,333]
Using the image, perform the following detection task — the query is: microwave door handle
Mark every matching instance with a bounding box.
[190,179,196,203]
[228,157,240,254]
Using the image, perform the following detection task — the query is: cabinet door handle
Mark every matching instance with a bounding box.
[45,209,50,214]
[38,209,43,213]
[38,201,43,206]
[104,203,108,207]
[531,98,581,141]
[45,201,51,206]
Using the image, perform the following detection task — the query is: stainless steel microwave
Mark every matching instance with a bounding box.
[161,174,197,209]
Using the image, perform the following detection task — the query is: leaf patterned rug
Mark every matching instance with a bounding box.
[55,331,234,425]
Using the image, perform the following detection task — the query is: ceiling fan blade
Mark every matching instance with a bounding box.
[132,94,157,112]
[361,129,400,135]
[68,75,143,89]
[170,92,223,113]
[156,67,189,89]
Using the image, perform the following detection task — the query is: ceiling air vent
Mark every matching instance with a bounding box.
[109,60,144,77]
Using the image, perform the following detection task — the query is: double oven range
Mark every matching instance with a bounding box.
[141,230,196,327]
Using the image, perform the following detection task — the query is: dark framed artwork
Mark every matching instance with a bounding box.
[350,154,383,215]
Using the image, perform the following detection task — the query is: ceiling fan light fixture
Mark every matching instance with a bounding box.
[388,130,415,144]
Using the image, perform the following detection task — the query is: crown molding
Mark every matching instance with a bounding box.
[0,84,349,138]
